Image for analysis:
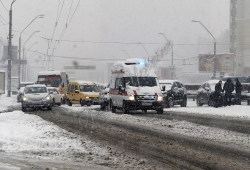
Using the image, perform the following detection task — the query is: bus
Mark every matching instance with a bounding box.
[37,70,69,103]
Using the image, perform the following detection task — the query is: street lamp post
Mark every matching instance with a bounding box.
[138,42,149,62]
[7,0,16,97]
[192,20,217,79]
[22,31,40,81]
[18,15,44,84]
[158,33,174,79]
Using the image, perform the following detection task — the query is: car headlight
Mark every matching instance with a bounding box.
[45,95,51,100]
[129,94,135,101]
[85,95,89,99]
[23,96,29,101]
[157,95,163,101]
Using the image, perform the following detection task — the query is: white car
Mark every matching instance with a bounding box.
[47,87,63,106]
[21,84,53,111]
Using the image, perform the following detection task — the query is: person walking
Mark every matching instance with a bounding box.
[235,78,242,105]
[223,78,234,106]
[214,80,223,108]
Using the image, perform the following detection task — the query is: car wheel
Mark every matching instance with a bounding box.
[181,97,187,107]
[80,99,84,106]
[168,97,174,107]
[196,96,203,106]
[52,99,55,106]
[67,99,72,106]
[58,99,62,106]
[100,103,105,110]
[47,106,52,111]
[142,109,147,113]
[111,100,116,113]
[157,109,163,114]
[122,102,129,114]
[208,96,214,107]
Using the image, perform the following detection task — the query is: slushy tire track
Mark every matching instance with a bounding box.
[32,107,250,170]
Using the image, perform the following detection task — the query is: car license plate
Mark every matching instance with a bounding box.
[142,102,152,106]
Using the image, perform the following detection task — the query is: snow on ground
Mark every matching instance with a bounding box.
[1,93,250,169]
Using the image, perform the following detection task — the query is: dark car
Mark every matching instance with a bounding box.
[196,80,236,107]
[159,80,187,108]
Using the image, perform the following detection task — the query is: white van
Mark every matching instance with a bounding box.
[109,58,163,114]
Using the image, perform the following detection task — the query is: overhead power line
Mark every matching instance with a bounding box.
[0,0,8,12]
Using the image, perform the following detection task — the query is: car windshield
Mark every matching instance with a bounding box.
[80,85,99,92]
[124,77,157,87]
[25,87,47,93]
[159,83,172,90]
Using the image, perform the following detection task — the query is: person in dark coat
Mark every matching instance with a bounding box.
[223,78,234,106]
[235,78,242,105]
[214,80,223,108]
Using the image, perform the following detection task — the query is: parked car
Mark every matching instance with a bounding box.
[21,84,53,111]
[47,87,63,106]
[196,80,236,107]
[159,80,187,108]
[99,83,110,110]
[17,87,25,102]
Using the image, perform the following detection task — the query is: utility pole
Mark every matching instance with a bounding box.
[7,0,16,97]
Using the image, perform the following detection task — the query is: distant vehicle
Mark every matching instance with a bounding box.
[21,84,53,111]
[222,76,250,83]
[99,83,110,110]
[19,81,35,88]
[17,82,35,102]
[36,70,69,104]
[47,87,63,106]
[66,81,99,106]
[17,87,25,102]
[196,80,236,107]
[159,80,187,108]
[109,58,163,114]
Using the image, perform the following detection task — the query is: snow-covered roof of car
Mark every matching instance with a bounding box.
[20,82,34,84]
[47,87,57,89]
[25,84,47,87]
[159,80,182,84]
[38,71,66,75]
[73,81,96,85]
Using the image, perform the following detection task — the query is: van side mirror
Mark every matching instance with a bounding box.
[118,85,125,92]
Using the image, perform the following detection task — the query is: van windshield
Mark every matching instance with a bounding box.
[80,85,99,92]
[124,77,157,87]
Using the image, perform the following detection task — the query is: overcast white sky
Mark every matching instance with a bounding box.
[0,0,230,81]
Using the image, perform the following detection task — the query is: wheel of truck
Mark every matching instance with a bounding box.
[157,109,163,114]
[67,99,72,106]
[168,97,174,107]
[196,96,203,106]
[181,97,187,107]
[122,102,129,114]
[111,100,116,113]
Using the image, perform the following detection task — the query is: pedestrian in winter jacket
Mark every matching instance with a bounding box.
[223,78,234,106]
[214,80,223,108]
[235,78,242,105]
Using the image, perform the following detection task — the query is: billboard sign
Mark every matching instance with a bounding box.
[199,54,234,73]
